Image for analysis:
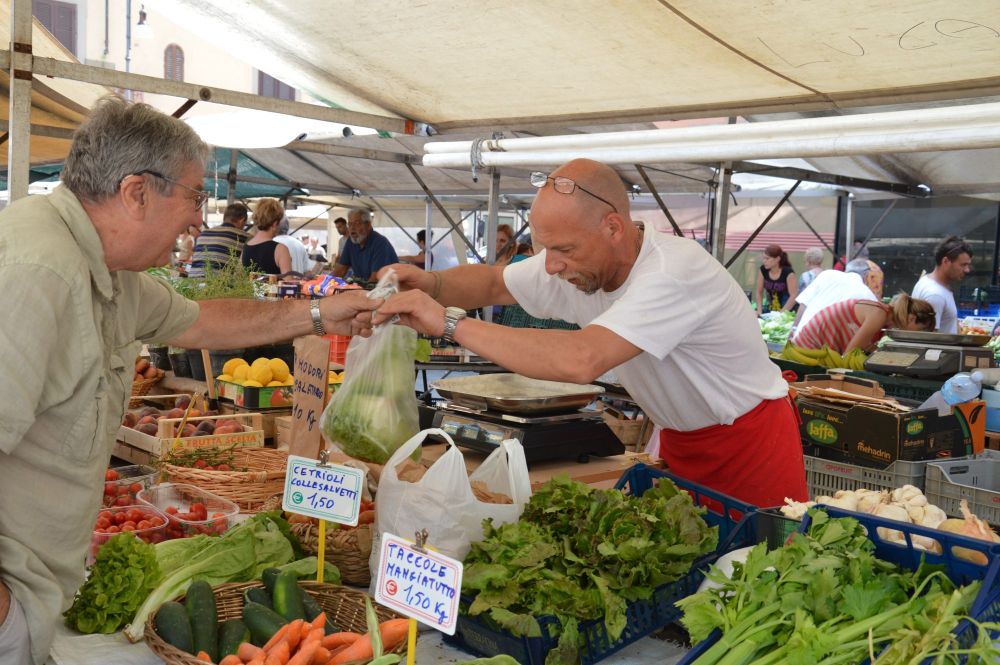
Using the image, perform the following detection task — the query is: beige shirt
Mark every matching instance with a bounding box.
[0,185,199,664]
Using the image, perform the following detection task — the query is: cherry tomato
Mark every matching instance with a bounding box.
[115,496,131,507]
[117,485,131,496]
[114,512,127,525]
[216,464,231,472]
[136,520,152,530]
[98,510,114,522]
[193,459,208,469]
[165,506,179,515]
[125,509,143,523]
[357,510,375,525]
[105,525,120,534]
[94,518,111,530]
[120,525,135,532]
[105,469,119,482]
[129,483,143,494]
[149,515,165,527]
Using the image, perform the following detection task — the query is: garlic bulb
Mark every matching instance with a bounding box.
[780,498,815,520]
[920,504,947,529]
[856,491,884,514]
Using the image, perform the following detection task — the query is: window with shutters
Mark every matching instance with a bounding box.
[258,72,296,101]
[33,0,77,55]
[164,44,184,82]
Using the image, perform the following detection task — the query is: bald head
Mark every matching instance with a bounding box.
[542,158,630,224]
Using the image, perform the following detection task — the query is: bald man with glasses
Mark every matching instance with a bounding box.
[376,158,806,509]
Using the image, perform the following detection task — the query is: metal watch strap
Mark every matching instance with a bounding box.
[442,307,465,343]
[310,300,327,336]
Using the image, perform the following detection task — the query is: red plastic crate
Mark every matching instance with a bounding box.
[325,334,352,364]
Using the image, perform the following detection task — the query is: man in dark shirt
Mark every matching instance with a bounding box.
[333,209,399,281]
[188,202,250,277]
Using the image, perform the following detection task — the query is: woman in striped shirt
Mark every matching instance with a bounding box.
[791,292,935,355]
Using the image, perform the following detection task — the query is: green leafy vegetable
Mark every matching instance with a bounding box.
[759,311,795,346]
[462,475,717,665]
[275,556,341,585]
[64,534,160,634]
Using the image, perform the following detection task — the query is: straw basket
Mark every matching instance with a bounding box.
[292,521,374,587]
[160,447,288,512]
[144,581,410,665]
[130,374,164,408]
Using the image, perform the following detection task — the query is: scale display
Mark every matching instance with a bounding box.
[867,350,921,367]
[438,413,521,446]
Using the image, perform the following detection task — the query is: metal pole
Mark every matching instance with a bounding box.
[432,207,479,250]
[855,199,898,257]
[710,162,733,263]
[367,197,417,246]
[788,200,835,256]
[226,149,238,205]
[124,0,132,98]
[844,194,856,262]
[7,0,32,201]
[635,164,683,236]
[484,169,501,323]
[424,198,433,270]
[405,163,484,262]
[724,181,801,269]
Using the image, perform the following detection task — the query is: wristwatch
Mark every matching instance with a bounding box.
[310,300,327,336]
[441,306,467,343]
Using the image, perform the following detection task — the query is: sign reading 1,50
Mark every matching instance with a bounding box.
[403,584,448,624]
[306,492,337,510]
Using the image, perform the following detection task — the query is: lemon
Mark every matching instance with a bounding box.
[222,357,248,376]
[243,380,264,388]
[249,365,273,385]
[266,380,284,387]
[216,373,234,382]
[267,358,291,382]
[283,376,294,386]
[233,364,250,382]
[250,357,270,371]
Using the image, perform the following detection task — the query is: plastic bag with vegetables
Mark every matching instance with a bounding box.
[321,271,420,464]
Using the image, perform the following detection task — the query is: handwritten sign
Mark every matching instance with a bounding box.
[282,455,364,525]
[374,533,463,635]
[289,335,329,458]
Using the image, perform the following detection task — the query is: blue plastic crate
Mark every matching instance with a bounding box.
[445,464,757,665]
[679,506,1000,665]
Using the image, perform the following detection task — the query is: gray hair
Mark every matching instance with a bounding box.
[845,258,872,277]
[804,247,824,267]
[349,209,372,225]
[279,215,290,235]
[61,95,210,203]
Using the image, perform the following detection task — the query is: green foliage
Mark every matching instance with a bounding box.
[462,475,718,665]
[172,255,258,301]
[64,534,160,634]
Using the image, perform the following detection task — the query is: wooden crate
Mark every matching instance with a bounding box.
[275,415,292,451]
[117,412,264,459]
[219,403,291,443]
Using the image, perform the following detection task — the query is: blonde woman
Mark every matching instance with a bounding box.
[241,198,292,275]
[791,292,935,355]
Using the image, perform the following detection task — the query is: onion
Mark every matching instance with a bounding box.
[937,500,1000,565]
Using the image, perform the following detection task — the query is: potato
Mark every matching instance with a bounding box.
[142,365,158,380]
[135,358,150,374]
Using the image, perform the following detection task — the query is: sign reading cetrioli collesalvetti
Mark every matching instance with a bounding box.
[281,455,364,525]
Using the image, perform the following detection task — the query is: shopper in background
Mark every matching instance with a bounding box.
[188,202,250,278]
[798,246,825,291]
[793,258,883,333]
[376,158,806,508]
[754,244,798,316]
[0,96,377,665]
[241,198,292,275]
[911,236,973,334]
[176,224,200,266]
[274,215,315,274]
[495,223,517,266]
[791,292,935,354]
[332,216,348,263]
[399,229,430,269]
[333,209,399,281]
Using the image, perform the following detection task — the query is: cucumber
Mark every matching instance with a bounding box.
[300,587,339,634]
[244,586,273,610]
[185,580,219,663]
[155,601,194,654]
[272,569,305,621]
[242,601,288,646]
[261,567,282,596]
[217,618,250,658]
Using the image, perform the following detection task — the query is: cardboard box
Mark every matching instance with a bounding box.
[275,415,292,451]
[219,402,291,442]
[117,412,264,458]
[794,374,985,467]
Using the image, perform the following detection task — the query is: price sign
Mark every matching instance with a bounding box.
[289,335,330,458]
[374,533,463,635]
[282,455,364,525]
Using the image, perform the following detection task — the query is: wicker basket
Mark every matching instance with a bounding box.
[292,521,374,587]
[144,581,409,665]
[129,374,164,408]
[160,447,289,512]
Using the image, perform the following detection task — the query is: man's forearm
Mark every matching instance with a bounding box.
[168,299,315,349]
[0,581,10,625]
[437,264,515,309]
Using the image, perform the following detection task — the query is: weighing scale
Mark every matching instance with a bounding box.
[864,330,994,379]
[424,373,626,463]
[428,402,625,464]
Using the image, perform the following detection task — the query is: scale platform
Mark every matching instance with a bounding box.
[865,340,994,379]
[426,402,625,464]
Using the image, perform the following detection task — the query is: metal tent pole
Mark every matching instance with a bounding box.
[724,180,801,269]
[7,0,32,201]
[425,198,433,270]
[483,169,501,322]
[710,163,733,263]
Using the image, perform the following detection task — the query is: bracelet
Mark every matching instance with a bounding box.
[430,271,443,301]
[309,299,327,336]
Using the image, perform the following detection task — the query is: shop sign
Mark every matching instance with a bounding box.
[374,532,463,635]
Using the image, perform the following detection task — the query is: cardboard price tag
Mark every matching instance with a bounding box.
[282,455,364,525]
[374,533,463,635]
[289,335,330,459]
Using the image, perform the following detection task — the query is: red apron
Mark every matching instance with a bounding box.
[658,397,807,507]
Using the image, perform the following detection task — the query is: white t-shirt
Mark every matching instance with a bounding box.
[795,270,876,330]
[912,274,958,333]
[274,235,314,274]
[503,230,788,431]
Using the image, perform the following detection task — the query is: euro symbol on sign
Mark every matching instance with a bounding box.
[386,580,398,596]
[292,491,304,504]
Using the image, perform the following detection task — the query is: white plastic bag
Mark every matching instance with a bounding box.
[371,428,531,572]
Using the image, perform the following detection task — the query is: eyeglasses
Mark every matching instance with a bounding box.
[125,169,209,211]
[529,171,618,214]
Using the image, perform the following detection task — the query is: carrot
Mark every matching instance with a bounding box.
[286,641,319,665]
[264,641,290,665]
[309,612,327,631]
[247,658,265,665]
[298,619,312,644]
[195,651,213,663]
[379,619,411,651]
[261,624,289,652]
[239,643,266,662]
[310,646,331,665]
[280,619,304,653]
[306,627,324,644]
[219,656,243,665]
[320,632,361,650]
[328,634,372,665]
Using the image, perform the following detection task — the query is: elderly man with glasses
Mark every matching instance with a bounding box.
[0,96,378,665]
[376,158,806,509]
